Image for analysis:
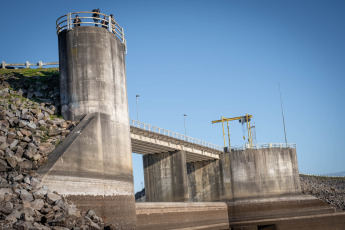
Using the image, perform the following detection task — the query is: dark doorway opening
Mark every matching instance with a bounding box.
[257,224,276,230]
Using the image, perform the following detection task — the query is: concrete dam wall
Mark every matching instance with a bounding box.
[144,148,301,202]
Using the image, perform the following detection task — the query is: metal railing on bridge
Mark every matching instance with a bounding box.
[129,119,223,152]
[56,11,127,54]
[232,143,296,151]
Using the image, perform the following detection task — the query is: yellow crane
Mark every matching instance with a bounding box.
[212,114,253,151]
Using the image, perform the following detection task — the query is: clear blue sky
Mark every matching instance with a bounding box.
[1,0,344,192]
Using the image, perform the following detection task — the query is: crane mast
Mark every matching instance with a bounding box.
[212,114,253,151]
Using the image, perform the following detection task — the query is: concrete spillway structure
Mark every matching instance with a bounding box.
[38,21,136,228]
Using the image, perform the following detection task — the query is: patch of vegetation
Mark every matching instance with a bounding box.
[0,68,59,77]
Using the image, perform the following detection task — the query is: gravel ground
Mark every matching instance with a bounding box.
[300,174,345,211]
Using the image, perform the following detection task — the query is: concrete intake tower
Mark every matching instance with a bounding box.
[38,12,136,228]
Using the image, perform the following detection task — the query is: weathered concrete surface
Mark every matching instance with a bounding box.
[58,26,128,122]
[143,151,189,202]
[221,148,301,200]
[227,195,345,230]
[136,202,229,230]
[187,160,222,201]
[54,26,135,228]
[38,113,136,228]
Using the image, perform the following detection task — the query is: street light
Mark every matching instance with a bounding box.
[183,114,187,136]
[136,94,140,121]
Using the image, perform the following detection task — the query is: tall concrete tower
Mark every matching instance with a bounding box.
[38,13,136,228]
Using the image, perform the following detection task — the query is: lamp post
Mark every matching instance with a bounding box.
[136,94,140,121]
[183,114,187,136]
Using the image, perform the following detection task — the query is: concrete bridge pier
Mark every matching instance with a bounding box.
[143,151,189,202]
[187,159,223,201]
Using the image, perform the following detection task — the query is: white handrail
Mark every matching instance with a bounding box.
[56,11,127,54]
[1,61,59,69]
[129,119,223,152]
[231,143,296,151]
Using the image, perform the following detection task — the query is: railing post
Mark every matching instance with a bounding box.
[1,61,5,69]
[38,61,42,68]
[67,13,69,30]
[108,15,112,32]
[26,61,30,69]
[67,13,72,30]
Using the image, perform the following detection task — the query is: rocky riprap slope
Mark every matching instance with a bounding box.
[0,68,116,229]
[300,174,345,211]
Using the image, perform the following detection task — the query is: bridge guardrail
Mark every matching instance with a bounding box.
[129,119,224,152]
[130,120,296,153]
[232,143,296,150]
[56,11,127,54]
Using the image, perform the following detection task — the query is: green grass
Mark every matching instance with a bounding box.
[0,68,59,77]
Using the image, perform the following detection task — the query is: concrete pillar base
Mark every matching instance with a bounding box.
[38,113,136,228]
[143,151,189,202]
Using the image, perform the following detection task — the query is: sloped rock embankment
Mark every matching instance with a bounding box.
[0,69,117,229]
[300,174,345,211]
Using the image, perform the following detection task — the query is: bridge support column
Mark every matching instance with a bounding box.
[187,159,223,201]
[143,151,189,202]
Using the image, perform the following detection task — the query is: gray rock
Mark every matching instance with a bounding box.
[5,110,15,118]
[24,176,31,184]
[30,199,44,210]
[6,210,20,223]
[0,135,6,143]
[33,187,48,199]
[38,120,46,125]
[44,108,54,115]
[0,159,9,171]
[46,192,62,204]
[30,177,40,187]
[27,121,37,130]
[13,174,24,182]
[9,139,18,149]
[33,154,42,161]
[49,129,62,136]
[86,209,96,218]
[33,222,51,230]
[5,153,17,168]
[0,188,13,202]
[67,206,81,218]
[19,120,29,128]
[23,136,31,142]
[10,104,17,111]
[0,111,6,119]
[15,146,24,158]
[37,112,44,120]
[20,128,31,137]
[24,148,35,159]
[20,189,34,202]
[17,160,33,170]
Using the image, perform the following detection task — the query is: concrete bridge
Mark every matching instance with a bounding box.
[129,119,222,162]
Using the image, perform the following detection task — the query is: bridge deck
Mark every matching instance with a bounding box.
[130,122,223,163]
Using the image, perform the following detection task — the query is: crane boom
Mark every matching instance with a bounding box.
[212,114,253,150]
[212,115,253,124]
